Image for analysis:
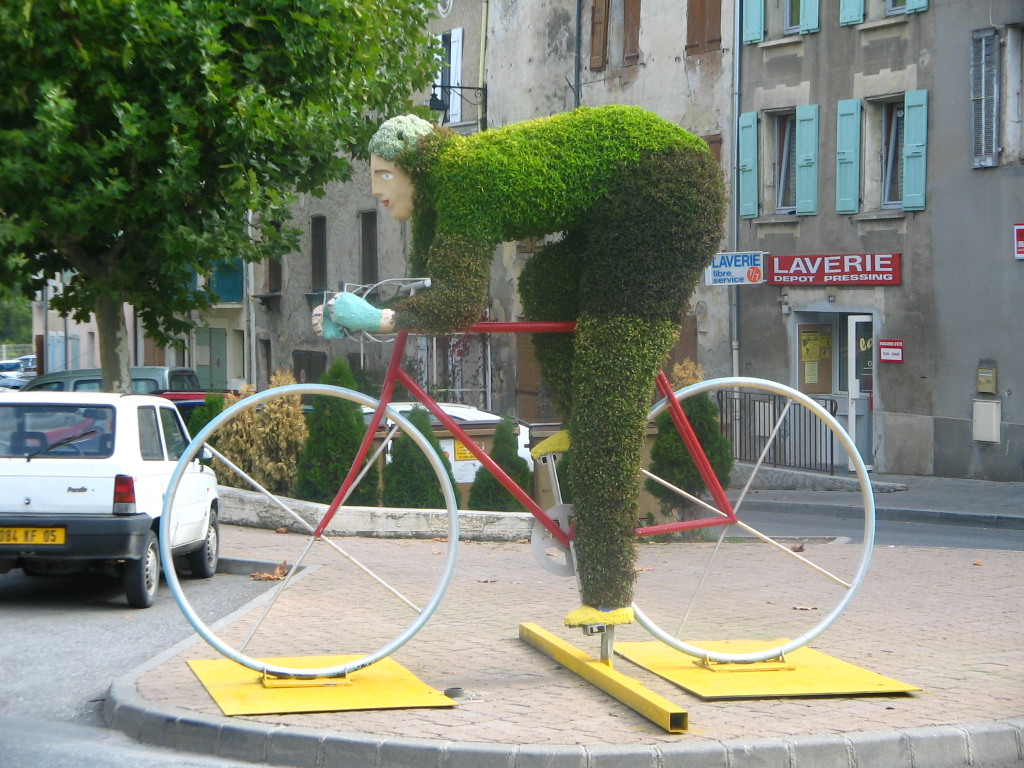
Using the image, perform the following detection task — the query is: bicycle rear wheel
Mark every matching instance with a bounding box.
[631,376,874,663]
[161,384,460,678]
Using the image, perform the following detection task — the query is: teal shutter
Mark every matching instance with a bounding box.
[835,99,862,214]
[738,111,759,218]
[903,90,928,211]
[800,0,820,33]
[794,104,819,216]
[742,0,765,43]
[905,0,928,13]
[839,0,864,25]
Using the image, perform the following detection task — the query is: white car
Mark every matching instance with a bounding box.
[0,393,219,608]
[363,402,533,467]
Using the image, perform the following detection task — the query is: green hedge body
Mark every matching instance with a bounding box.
[645,395,734,530]
[382,406,456,509]
[295,359,380,507]
[187,393,225,443]
[390,105,726,609]
[468,417,533,512]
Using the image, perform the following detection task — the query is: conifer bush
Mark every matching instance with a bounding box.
[644,362,733,538]
[295,359,379,506]
[467,417,532,512]
[214,371,308,496]
[382,407,456,509]
[187,393,225,442]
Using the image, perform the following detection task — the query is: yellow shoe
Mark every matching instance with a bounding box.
[564,605,635,627]
[531,429,571,460]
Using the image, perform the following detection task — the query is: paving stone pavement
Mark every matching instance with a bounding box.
[106,520,1024,767]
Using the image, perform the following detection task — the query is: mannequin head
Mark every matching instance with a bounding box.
[370,153,416,221]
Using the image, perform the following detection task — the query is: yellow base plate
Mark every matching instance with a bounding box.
[187,656,455,716]
[615,640,921,700]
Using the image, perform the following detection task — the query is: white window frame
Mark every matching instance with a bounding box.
[784,0,801,34]
[434,27,463,124]
[971,28,1001,168]
[775,111,798,213]
[881,100,905,209]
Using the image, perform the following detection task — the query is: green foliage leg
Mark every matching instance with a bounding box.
[567,314,679,609]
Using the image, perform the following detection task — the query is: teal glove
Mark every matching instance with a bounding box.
[330,292,385,332]
[312,304,344,339]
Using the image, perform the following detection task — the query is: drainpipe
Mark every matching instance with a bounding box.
[729,0,742,378]
[573,0,582,107]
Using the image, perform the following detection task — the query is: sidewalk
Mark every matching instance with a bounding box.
[105,473,1024,768]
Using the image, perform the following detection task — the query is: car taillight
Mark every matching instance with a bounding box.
[113,474,138,515]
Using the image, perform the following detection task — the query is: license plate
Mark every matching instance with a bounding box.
[0,527,66,545]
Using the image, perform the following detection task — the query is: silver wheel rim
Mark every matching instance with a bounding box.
[632,376,875,663]
[161,384,460,678]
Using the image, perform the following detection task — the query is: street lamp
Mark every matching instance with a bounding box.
[428,84,487,131]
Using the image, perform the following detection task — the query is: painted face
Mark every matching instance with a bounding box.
[370,154,415,221]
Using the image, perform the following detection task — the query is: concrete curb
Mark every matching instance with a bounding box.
[743,499,1024,530]
[105,665,1024,768]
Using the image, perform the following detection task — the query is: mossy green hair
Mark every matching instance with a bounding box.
[369,114,435,160]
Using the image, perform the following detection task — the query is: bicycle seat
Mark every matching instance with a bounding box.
[531,429,570,459]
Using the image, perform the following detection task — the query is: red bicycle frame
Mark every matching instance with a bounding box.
[314,322,738,543]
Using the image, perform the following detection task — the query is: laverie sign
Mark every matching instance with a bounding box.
[704,252,766,286]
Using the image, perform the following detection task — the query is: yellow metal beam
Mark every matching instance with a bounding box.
[519,623,687,733]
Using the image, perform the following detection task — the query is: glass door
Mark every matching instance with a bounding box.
[846,315,874,470]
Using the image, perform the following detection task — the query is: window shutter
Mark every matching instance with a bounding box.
[795,104,819,216]
[624,0,642,63]
[835,99,862,214]
[902,90,928,211]
[971,28,1000,168]
[687,0,721,55]
[839,0,864,25]
[905,0,928,13]
[742,0,765,44]
[800,0,820,34]
[590,0,609,70]
[448,27,463,123]
[738,111,759,218]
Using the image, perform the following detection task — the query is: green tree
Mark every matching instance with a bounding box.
[186,392,225,443]
[644,395,733,538]
[0,0,438,391]
[382,407,456,509]
[295,358,379,507]
[468,417,533,512]
[0,295,31,344]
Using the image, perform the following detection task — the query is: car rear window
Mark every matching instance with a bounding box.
[0,404,116,459]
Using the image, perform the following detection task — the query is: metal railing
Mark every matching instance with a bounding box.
[716,390,838,474]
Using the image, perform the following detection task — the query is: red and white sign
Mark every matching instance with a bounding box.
[768,253,901,286]
[879,339,904,363]
[1015,224,1024,260]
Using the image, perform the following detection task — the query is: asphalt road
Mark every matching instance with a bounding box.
[0,564,273,766]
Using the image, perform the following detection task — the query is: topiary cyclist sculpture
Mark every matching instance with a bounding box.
[314,105,726,626]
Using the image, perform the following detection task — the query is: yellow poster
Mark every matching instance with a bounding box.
[454,440,478,461]
[801,332,820,362]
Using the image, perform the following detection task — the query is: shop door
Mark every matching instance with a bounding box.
[846,315,874,470]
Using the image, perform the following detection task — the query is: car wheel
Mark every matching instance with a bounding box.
[124,530,160,608]
[186,512,219,579]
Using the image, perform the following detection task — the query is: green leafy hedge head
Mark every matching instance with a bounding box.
[369,115,435,161]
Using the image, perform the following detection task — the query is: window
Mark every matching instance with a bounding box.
[784,0,801,34]
[434,28,463,123]
[887,0,928,16]
[971,28,1001,168]
[266,257,282,293]
[590,0,610,68]
[881,102,905,208]
[159,407,187,461]
[310,215,327,292]
[360,211,379,286]
[623,0,641,64]
[685,0,722,55]
[775,113,798,212]
[590,0,642,68]
[742,0,816,41]
[138,407,164,461]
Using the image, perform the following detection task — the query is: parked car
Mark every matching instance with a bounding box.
[20,366,201,394]
[0,360,26,377]
[0,374,26,390]
[17,354,36,376]
[0,392,219,607]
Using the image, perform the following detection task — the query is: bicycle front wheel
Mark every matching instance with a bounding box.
[160,384,460,679]
[631,377,875,663]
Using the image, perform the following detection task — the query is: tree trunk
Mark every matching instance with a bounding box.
[94,293,132,393]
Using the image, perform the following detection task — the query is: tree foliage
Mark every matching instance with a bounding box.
[0,0,439,388]
[467,417,532,512]
[381,407,455,510]
[186,392,225,443]
[0,295,32,344]
[294,358,379,507]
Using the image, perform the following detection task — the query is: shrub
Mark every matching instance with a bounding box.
[187,393,225,442]
[382,406,456,509]
[214,371,308,496]
[467,417,532,511]
[294,358,379,506]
